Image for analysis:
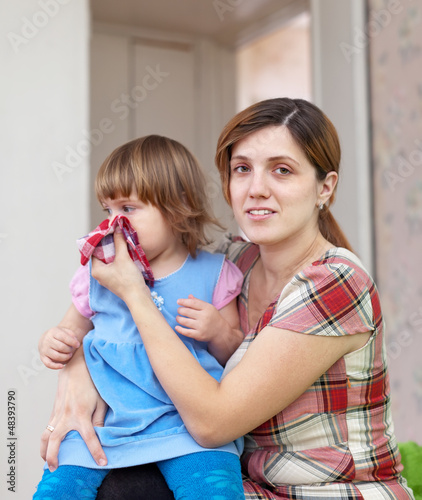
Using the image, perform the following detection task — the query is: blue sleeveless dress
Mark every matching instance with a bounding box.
[55,250,242,468]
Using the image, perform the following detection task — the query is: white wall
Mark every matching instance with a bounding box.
[0,1,90,498]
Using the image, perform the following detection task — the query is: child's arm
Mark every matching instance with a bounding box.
[39,303,93,370]
[175,295,243,365]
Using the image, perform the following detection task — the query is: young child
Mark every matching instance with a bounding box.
[34,135,245,500]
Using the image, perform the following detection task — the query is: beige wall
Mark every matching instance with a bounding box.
[368,0,422,443]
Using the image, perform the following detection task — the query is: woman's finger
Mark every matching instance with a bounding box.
[42,419,64,471]
[40,427,52,461]
[91,255,106,278]
[45,428,64,471]
[92,398,108,428]
[78,424,108,467]
[113,229,130,260]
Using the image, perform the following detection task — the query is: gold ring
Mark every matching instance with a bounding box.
[46,424,55,432]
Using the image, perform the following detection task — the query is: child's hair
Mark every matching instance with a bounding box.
[95,135,223,256]
[215,97,353,251]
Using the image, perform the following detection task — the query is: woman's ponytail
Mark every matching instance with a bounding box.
[318,207,353,251]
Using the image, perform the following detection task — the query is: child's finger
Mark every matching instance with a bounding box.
[44,327,80,349]
[176,307,199,320]
[50,349,75,362]
[176,314,197,328]
[40,348,74,369]
[174,325,197,337]
[40,356,65,370]
[47,337,78,354]
[177,295,204,310]
[59,327,81,348]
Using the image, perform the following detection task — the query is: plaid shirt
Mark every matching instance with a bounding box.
[221,238,414,500]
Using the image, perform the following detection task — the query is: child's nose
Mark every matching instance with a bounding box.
[108,209,120,220]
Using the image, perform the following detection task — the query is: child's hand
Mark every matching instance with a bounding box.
[175,295,227,343]
[176,295,243,365]
[39,326,81,369]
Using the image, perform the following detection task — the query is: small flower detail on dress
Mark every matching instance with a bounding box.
[151,291,164,311]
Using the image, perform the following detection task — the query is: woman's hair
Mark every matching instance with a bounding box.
[95,135,223,256]
[215,97,352,251]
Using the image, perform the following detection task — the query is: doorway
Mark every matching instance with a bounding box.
[236,11,312,111]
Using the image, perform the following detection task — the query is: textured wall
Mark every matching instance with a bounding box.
[368,0,422,442]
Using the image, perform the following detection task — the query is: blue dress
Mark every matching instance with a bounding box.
[55,250,242,468]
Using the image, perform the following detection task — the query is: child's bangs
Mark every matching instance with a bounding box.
[95,160,134,201]
[96,141,158,204]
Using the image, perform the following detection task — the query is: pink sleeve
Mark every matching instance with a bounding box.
[212,259,243,310]
[69,265,94,318]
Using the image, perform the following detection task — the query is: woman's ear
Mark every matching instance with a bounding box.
[318,171,338,206]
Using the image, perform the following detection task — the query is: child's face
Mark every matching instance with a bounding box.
[101,194,184,267]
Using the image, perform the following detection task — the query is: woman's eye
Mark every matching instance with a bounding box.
[275,166,290,175]
[233,165,249,173]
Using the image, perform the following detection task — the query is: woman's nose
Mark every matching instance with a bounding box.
[248,171,270,198]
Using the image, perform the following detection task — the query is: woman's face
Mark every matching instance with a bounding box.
[229,125,335,249]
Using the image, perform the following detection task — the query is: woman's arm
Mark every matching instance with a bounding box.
[41,346,108,471]
[92,231,370,448]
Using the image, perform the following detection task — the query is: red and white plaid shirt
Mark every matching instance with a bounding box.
[76,215,154,285]
[219,237,413,500]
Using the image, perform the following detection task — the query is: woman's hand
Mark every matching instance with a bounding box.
[91,230,149,305]
[40,347,108,471]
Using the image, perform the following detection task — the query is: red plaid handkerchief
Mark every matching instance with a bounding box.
[77,215,154,285]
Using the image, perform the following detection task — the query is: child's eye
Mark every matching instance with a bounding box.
[102,207,112,215]
[123,206,135,213]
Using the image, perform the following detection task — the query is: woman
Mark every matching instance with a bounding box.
[42,98,414,499]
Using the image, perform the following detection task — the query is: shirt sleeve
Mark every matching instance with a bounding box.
[268,261,376,337]
[212,259,243,310]
[216,234,259,276]
[69,265,94,319]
